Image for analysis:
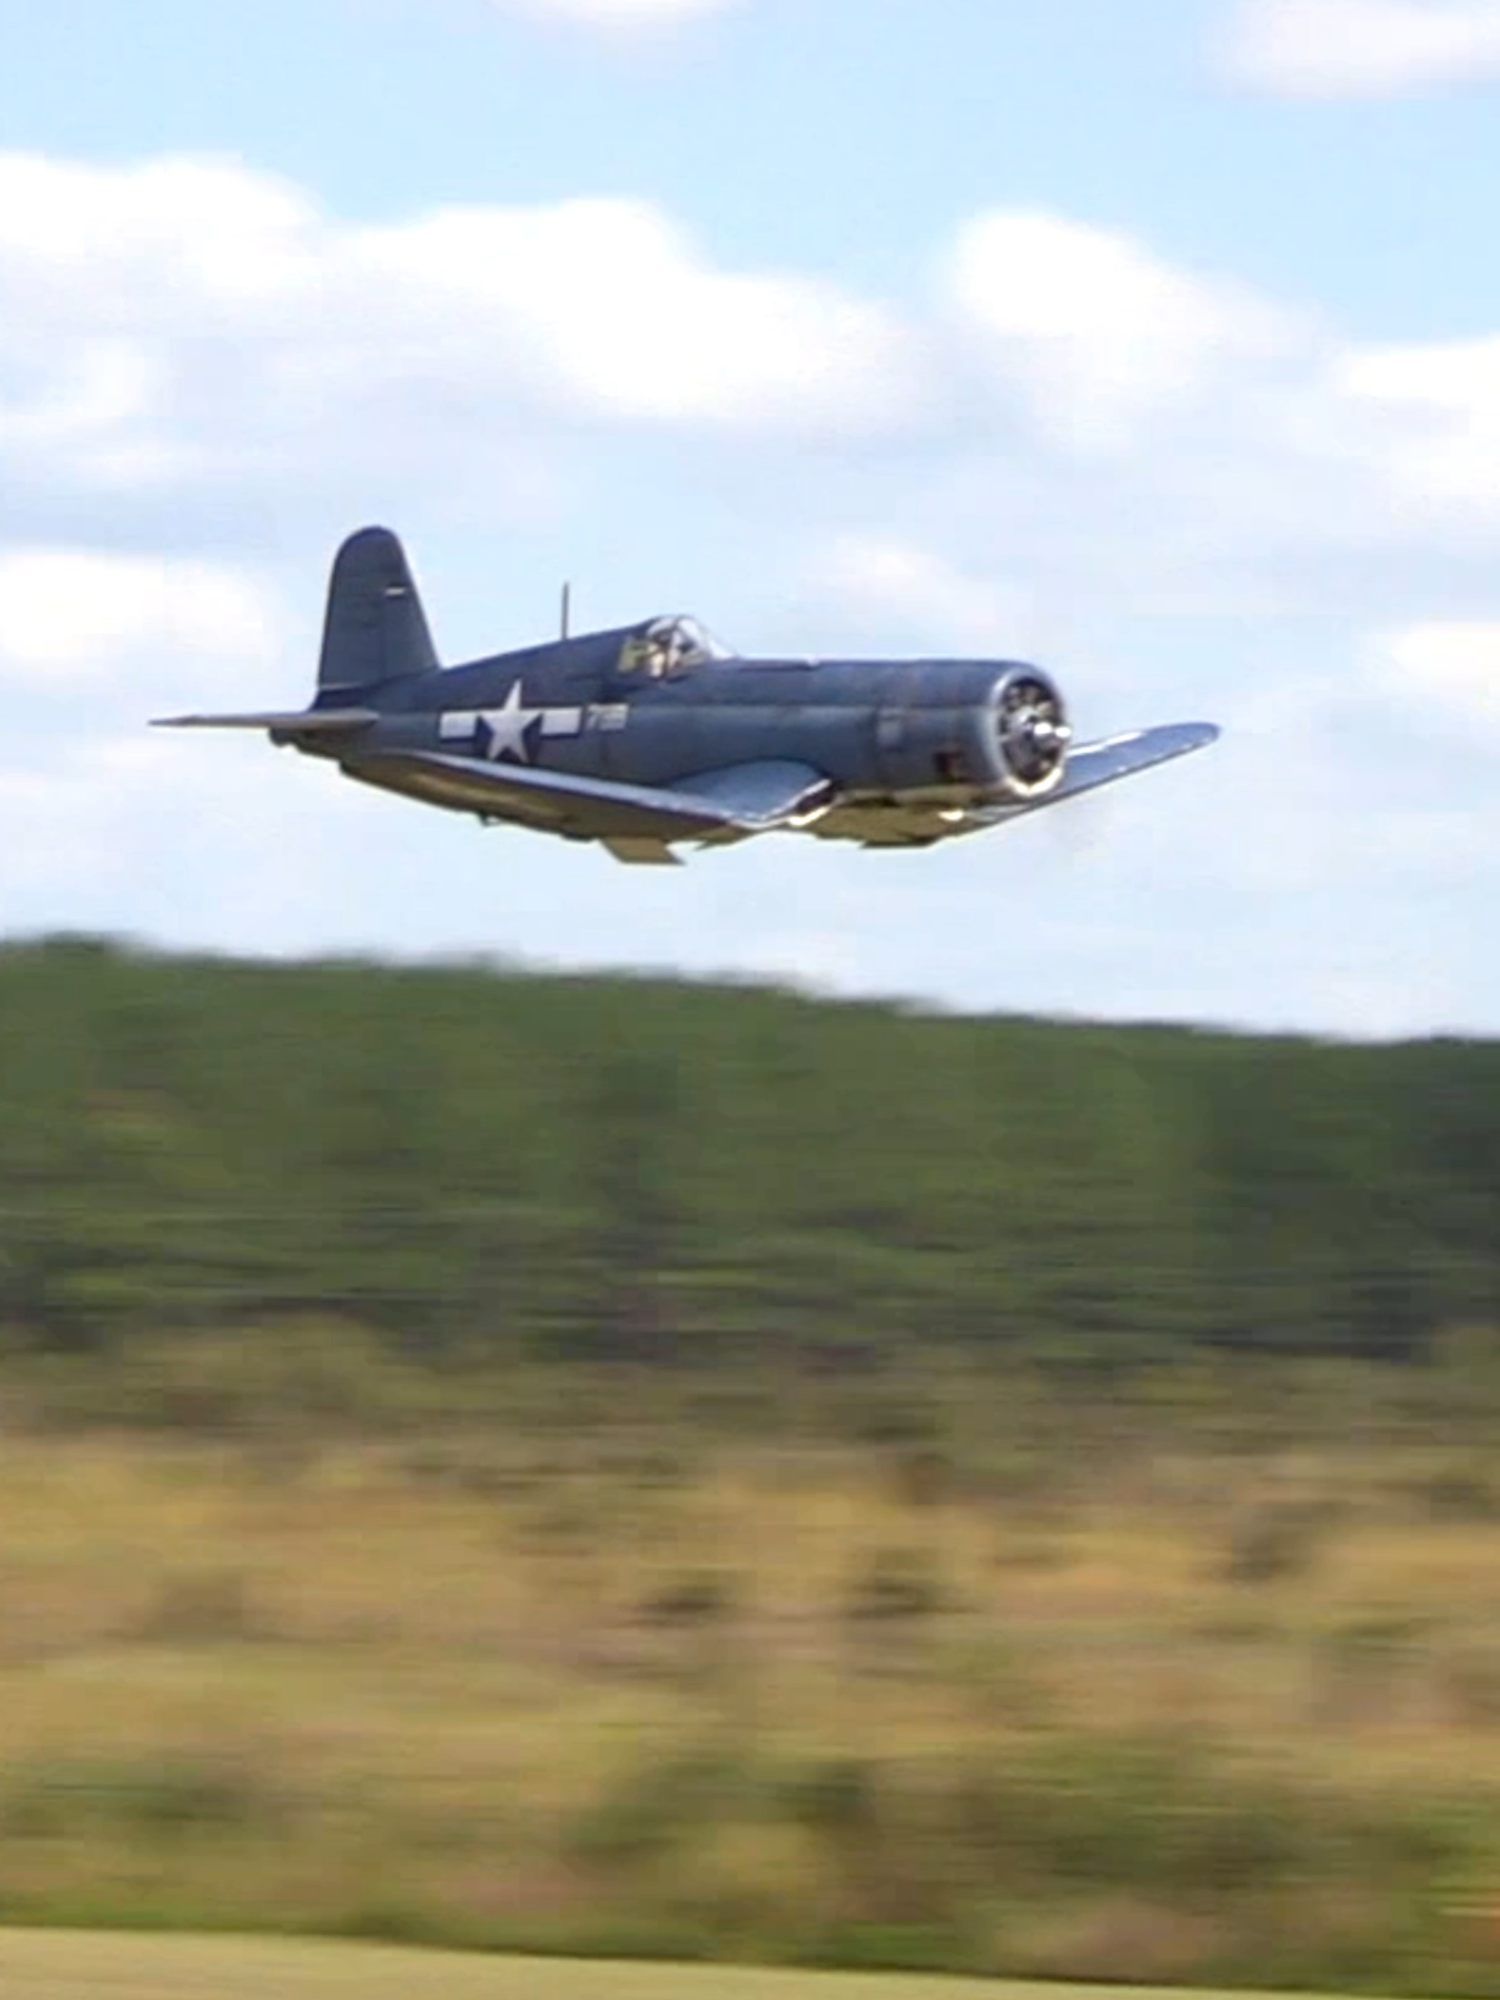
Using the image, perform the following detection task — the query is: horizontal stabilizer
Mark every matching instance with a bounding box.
[151,709,379,733]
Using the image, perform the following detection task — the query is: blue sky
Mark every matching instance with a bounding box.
[3,0,1500,1034]
[3,0,1496,331]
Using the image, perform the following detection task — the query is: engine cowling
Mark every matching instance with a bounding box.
[990,668,1070,799]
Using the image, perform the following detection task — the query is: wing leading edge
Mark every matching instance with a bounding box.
[972,721,1219,827]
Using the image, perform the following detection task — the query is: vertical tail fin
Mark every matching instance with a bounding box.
[316,525,439,700]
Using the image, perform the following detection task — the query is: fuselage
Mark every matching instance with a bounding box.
[287,613,1071,839]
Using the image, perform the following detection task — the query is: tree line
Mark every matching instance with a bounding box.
[2,934,1497,1371]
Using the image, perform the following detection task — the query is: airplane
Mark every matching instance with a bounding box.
[155,525,1220,866]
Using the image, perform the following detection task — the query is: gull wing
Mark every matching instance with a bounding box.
[342,751,832,862]
[973,721,1219,826]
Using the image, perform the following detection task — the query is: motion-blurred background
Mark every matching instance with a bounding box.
[3,1,1500,1989]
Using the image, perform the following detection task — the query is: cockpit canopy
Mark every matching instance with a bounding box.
[616,615,734,680]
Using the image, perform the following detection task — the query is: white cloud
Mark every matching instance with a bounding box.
[0,147,1457,549]
[811,534,1037,653]
[342,196,925,434]
[0,727,378,938]
[921,204,1500,584]
[3,150,1492,652]
[0,549,283,684]
[1371,620,1500,734]
[492,0,738,28]
[944,211,1306,452]
[1224,0,1500,98]
[0,152,924,537]
[1336,336,1500,512]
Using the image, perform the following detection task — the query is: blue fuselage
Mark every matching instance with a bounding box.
[299,625,1059,812]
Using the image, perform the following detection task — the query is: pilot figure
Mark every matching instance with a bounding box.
[643,620,685,678]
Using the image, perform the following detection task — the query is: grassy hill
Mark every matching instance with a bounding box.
[3,932,1500,1378]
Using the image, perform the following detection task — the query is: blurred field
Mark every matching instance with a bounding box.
[6,928,1500,1996]
[0,1931,1078,1999]
[1,1361,1500,1991]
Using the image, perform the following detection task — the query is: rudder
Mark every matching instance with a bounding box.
[316,526,439,699]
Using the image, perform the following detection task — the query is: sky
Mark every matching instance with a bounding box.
[2,0,1500,1037]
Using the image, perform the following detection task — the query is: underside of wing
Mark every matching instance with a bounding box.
[970,721,1220,828]
[340,751,832,861]
[670,760,834,824]
[807,721,1220,849]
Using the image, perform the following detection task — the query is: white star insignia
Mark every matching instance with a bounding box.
[477,681,542,763]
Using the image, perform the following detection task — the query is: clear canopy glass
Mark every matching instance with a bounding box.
[620,616,735,678]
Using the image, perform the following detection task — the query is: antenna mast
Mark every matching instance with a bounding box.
[560,582,571,640]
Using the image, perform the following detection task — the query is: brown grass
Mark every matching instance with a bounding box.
[0,1377,1498,1988]
[0,1931,1065,2000]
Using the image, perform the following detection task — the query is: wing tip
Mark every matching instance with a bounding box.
[1165,720,1222,762]
[1125,720,1221,756]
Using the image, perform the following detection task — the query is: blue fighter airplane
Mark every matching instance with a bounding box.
[156,526,1219,865]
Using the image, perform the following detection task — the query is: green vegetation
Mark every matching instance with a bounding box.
[3,932,1500,1378]
[3,936,1500,1990]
